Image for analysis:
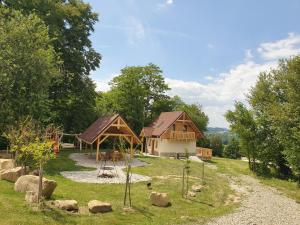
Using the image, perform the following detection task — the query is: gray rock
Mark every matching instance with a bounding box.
[0,159,14,170]
[149,191,170,207]
[14,175,57,199]
[88,200,112,213]
[191,184,203,192]
[188,191,196,197]
[0,167,27,182]
[53,200,78,212]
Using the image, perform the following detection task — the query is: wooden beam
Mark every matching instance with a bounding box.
[176,120,192,122]
[130,136,133,158]
[110,124,127,128]
[98,135,109,145]
[79,139,82,151]
[103,133,132,137]
[96,138,100,162]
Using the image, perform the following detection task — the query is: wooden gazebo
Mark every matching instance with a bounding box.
[78,114,141,161]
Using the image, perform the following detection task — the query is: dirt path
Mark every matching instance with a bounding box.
[205,175,300,225]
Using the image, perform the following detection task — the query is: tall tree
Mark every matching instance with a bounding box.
[1,0,101,132]
[225,102,258,171]
[108,64,170,132]
[0,7,60,131]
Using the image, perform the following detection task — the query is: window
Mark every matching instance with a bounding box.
[183,125,188,132]
[172,124,176,131]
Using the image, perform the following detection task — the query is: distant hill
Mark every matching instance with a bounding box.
[206,127,229,134]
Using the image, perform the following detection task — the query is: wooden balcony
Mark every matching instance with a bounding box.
[166,131,196,140]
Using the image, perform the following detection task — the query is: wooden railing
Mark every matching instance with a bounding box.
[166,131,195,140]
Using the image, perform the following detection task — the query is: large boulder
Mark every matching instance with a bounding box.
[53,200,78,212]
[14,175,57,199]
[149,192,170,207]
[88,200,112,213]
[0,159,14,170]
[0,167,25,182]
[25,191,38,203]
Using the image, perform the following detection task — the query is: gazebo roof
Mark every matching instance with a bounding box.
[78,114,140,144]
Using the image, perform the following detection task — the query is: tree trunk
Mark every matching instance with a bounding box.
[202,161,205,185]
[128,165,132,207]
[182,168,185,198]
[38,163,43,203]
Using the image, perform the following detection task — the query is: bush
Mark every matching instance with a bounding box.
[223,139,241,159]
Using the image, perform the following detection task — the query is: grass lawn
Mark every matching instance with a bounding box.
[0,150,237,225]
[212,157,300,202]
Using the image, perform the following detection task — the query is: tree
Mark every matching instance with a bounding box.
[209,135,223,157]
[225,102,258,171]
[4,118,58,202]
[4,118,38,173]
[248,72,291,176]
[0,7,60,131]
[23,139,54,202]
[223,138,241,159]
[108,64,170,132]
[2,0,101,133]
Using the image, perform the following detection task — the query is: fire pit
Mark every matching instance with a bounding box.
[97,166,117,178]
[98,173,115,178]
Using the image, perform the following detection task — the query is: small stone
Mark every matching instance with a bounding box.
[88,200,112,213]
[188,191,196,197]
[149,191,170,207]
[25,191,38,203]
[53,200,78,212]
[191,184,203,192]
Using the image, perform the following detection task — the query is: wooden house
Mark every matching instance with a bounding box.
[140,111,204,156]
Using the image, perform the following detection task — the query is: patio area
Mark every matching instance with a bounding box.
[60,153,151,184]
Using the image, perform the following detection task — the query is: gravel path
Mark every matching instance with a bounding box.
[60,153,151,184]
[205,175,300,225]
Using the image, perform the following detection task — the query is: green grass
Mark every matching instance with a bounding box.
[0,150,237,225]
[211,157,300,202]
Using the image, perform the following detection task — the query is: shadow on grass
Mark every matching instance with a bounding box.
[187,198,215,207]
[131,205,155,219]
[41,206,77,225]
[44,149,94,176]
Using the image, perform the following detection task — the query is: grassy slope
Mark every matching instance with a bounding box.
[212,157,300,202]
[0,151,236,225]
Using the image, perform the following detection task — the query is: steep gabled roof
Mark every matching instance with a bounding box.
[141,111,203,139]
[78,114,140,144]
[79,115,119,144]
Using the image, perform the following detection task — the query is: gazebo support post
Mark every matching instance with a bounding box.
[96,138,100,162]
[130,136,133,158]
[79,139,82,151]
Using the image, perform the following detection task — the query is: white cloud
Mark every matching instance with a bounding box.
[257,33,300,60]
[94,74,118,92]
[157,0,174,9]
[126,17,146,44]
[166,61,276,127]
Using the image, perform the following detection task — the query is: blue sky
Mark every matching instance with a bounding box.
[86,0,300,127]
